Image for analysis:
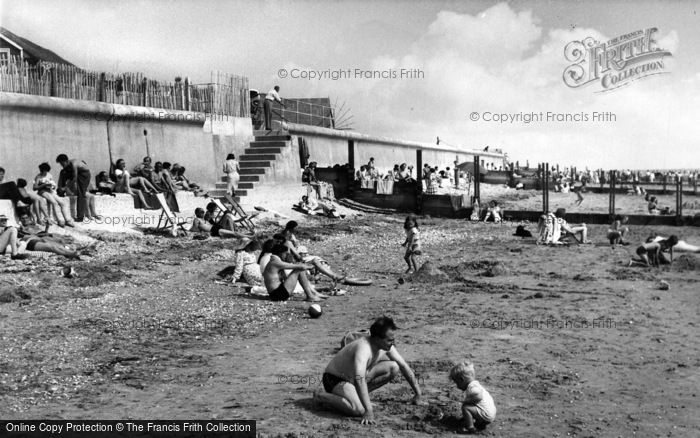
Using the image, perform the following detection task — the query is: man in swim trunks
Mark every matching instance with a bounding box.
[313,316,424,425]
[262,244,327,302]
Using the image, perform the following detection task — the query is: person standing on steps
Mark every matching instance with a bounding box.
[223,153,240,197]
[264,85,285,130]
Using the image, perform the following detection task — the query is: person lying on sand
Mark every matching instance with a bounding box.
[313,316,424,425]
[629,236,678,267]
[262,243,328,302]
[645,234,700,253]
[17,211,88,259]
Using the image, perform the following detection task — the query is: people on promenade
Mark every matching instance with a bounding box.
[264,85,284,130]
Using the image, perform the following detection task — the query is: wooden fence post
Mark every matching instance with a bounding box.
[473,155,480,205]
[185,77,191,111]
[416,149,423,214]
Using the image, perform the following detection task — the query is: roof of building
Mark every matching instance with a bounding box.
[0,27,74,65]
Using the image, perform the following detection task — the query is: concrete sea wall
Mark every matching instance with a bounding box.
[0,92,253,189]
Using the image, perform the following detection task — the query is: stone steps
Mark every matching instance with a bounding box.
[215,131,293,201]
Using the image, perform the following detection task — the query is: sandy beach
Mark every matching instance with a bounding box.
[1,206,698,437]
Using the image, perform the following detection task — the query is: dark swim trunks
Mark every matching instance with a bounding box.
[26,238,41,251]
[210,224,221,237]
[269,284,290,301]
[322,372,348,393]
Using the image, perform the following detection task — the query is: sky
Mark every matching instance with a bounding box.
[2,0,699,169]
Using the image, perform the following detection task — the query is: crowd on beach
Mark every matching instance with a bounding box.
[0,154,209,259]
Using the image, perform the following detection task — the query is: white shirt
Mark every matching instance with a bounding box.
[465,381,497,422]
[265,88,282,103]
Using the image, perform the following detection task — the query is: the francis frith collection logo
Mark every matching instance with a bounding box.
[563,27,672,92]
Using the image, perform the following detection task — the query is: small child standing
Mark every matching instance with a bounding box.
[449,362,497,434]
[401,215,421,274]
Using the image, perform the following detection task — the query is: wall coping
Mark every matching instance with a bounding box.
[286,122,505,159]
[0,91,206,126]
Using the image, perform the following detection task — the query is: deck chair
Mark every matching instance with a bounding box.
[223,194,256,233]
[155,193,186,236]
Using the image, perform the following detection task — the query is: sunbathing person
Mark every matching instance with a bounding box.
[0,215,29,260]
[629,236,678,267]
[132,156,154,179]
[262,243,328,302]
[171,164,204,196]
[281,221,345,282]
[17,212,84,259]
[607,215,630,246]
[554,208,591,243]
[113,159,155,209]
[190,207,249,239]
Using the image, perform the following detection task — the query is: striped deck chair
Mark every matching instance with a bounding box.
[155,193,186,236]
[223,194,256,233]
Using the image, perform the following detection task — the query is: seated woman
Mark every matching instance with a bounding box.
[171,164,204,196]
[281,220,345,282]
[230,239,264,288]
[96,171,116,194]
[607,215,630,246]
[397,163,412,182]
[482,200,502,223]
[17,178,49,225]
[150,162,180,213]
[0,215,28,260]
[190,207,250,239]
[554,208,591,244]
[33,162,75,227]
[113,159,155,209]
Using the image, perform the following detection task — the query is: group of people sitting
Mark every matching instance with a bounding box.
[0,155,97,227]
[355,158,415,183]
[219,221,347,302]
[537,208,592,245]
[97,157,204,211]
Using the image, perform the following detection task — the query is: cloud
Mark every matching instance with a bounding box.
[295,3,694,169]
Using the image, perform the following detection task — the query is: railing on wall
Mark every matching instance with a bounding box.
[0,56,250,117]
[268,98,335,128]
